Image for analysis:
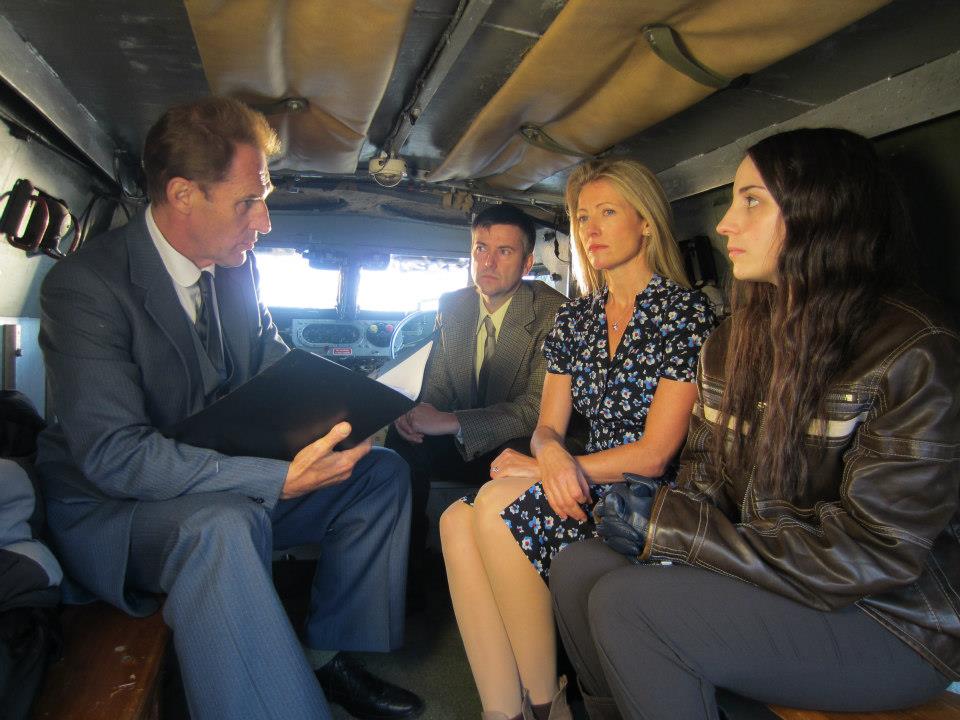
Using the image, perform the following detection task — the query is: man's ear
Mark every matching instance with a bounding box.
[522,252,535,275]
[166,176,196,214]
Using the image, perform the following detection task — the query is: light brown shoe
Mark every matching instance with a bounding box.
[482,711,521,720]
[521,676,573,720]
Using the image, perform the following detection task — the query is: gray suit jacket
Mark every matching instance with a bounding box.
[35,212,289,613]
[419,280,567,460]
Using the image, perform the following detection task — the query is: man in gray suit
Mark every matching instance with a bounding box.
[35,98,422,720]
[386,205,567,599]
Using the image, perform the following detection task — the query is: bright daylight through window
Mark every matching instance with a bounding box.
[255,248,468,312]
[255,249,339,309]
[358,255,468,313]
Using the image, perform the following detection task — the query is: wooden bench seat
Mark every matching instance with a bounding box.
[31,601,170,720]
[768,691,960,719]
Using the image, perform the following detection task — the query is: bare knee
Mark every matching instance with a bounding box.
[439,499,474,554]
[472,478,526,538]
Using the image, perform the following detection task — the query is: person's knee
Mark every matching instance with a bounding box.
[361,446,411,501]
[439,500,473,552]
[368,445,409,480]
[471,479,526,546]
[471,478,515,521]
[587,567,657,651]
[166,495,272,576]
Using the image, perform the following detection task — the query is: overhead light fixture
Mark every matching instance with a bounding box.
[369,155,407,188]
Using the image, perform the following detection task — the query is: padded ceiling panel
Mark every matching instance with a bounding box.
[427,0,890,190]
[185,0,416,173]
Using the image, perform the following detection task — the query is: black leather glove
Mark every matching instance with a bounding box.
[593,474,662,560]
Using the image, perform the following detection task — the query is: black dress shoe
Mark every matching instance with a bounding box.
[315,653,424,719]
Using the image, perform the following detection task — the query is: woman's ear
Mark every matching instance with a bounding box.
[640,218,652,241]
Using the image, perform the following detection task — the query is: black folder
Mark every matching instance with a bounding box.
[163,349,415,460]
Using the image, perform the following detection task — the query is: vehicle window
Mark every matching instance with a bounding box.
[255,248,339,309]
[357,255,469,313]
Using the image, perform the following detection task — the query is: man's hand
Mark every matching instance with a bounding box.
[393,411,424,444]
[593,475,661,559]
[489,448,539,479]
[537,442,591,523]
[282,422,372,499]
[393,402,460,441]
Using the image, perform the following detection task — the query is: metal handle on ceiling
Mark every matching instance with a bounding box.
[641,24,733,89]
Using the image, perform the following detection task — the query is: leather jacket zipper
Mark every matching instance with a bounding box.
[740,401,767,522]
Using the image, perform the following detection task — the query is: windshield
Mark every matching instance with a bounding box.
[255,248,339,309]
[358,255,468,313]
[255,248,469,312]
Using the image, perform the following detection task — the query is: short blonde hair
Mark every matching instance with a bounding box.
[565,159,689,294]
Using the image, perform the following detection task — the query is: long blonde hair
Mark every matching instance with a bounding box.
[565,159,689,294]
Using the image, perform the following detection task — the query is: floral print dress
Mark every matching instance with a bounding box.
[501,274,714,580]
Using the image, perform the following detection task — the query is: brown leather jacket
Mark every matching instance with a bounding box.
[642,293,960,678]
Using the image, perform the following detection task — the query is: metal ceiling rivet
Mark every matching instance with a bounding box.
[283,97,308,112]
[248,97,309,115]
[518,123,595,159]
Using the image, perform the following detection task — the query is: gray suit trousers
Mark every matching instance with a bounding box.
[127,447,410,720]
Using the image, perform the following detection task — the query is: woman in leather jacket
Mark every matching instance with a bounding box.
[549,128,960,720]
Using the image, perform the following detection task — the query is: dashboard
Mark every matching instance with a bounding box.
[290,314,435,362]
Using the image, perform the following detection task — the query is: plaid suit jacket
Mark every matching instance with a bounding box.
[419,280,567,460]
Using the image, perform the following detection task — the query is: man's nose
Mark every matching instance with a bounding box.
[251,201,271,235]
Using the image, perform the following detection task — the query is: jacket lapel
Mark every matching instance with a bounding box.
[126,212,200,407]
[215,260,254,387]
[486,282,536,405]
[445,290,480,408]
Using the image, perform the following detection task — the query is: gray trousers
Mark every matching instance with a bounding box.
[550,539,949,720]
[127,447,411,720]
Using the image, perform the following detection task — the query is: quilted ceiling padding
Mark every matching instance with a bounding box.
[427,0,890,190]
[185,0,416,174]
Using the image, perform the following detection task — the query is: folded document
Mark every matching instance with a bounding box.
[163,349,415,460]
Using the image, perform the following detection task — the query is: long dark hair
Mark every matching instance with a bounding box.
[716,128,914,498]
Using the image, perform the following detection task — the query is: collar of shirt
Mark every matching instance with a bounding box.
[146,206,215,323]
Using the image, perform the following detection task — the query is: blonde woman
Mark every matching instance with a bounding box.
[440,159,715,720]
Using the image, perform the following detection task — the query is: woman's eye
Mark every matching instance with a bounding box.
[745,196,759,208]
[576,215,588,224]
[602,208,615,216]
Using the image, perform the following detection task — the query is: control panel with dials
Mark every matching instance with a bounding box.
[291,315,434,360]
